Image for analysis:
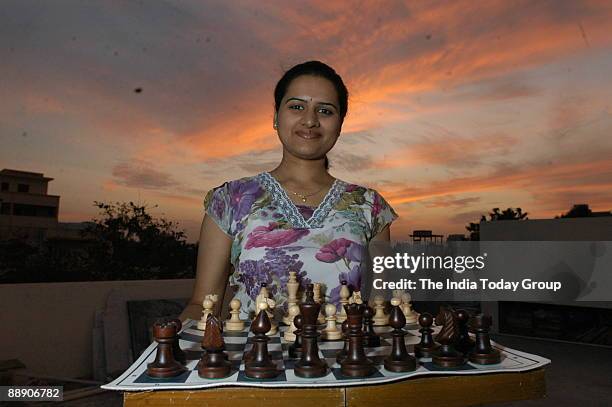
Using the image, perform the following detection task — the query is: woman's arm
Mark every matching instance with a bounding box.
[371,224,391,242]
[179,214,233,322]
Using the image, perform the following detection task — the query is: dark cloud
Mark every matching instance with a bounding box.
[422,195,481,208]
[112,162,178,189]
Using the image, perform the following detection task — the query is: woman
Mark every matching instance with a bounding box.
[180,61,397,322]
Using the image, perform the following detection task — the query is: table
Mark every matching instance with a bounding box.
[124,368,545,407]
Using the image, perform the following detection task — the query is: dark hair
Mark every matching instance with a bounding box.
[274,60,348,170]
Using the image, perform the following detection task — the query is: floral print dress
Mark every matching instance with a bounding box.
[203,172,398,319]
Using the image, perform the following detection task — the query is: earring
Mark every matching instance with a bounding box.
[273,121,278,129]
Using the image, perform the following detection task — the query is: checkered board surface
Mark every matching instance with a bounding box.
[103,319,550,390]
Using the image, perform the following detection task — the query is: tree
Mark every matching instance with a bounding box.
[465,207,529,241]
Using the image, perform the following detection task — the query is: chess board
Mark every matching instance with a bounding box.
[102,319,550,391]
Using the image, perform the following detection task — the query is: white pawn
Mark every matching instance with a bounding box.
[372,295,389,326]
[225,298,245,331]
[337,282,350,323]
[313,283,326,324]
[322,303,342,340]
[283,305,300,342]
[265,298,278,336]
[401,292,418,324]
[197,298,214,330]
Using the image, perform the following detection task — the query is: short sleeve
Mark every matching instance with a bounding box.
[368,189,398,240]
[203,182,234,238]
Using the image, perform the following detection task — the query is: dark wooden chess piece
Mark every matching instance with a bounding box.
[384,298,416,372]
[362,305,381,347]
[454,309,475,354]
[288,314,303,359]
[295,284,328,378]
[197,315,231,378]
[414,312,439,358]
[146,320,186,378]
[340,302,375,377]
[432,306,465,368]
[336,319,349,364]
[168,318,186,365]
[468,314,501,365]
[245,303,280,379]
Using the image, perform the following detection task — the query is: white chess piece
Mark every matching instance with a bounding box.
[337,282,350,323]
[265,298,278,336]
[401,292,418,324]
[349,290,363,305]
[283,271,300,325]
[197,298,214,330]
[314,283,326,324]
[225,298,245,331]
[283,305,300,342]
[322,303,342,340]
[372,295,389,326]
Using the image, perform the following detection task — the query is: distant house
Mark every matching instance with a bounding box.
[0,168,91,245]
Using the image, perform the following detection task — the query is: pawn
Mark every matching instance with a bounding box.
[283,305,300,342]
[362,305,381,347]
[455,309,475,354]
[400,293,418,324]
[414,312,440,358]
[146,320,186,378]
[372,295,389,326]
[322,303,342,340]
[197,298,215,331]
[336,319,349,364]
[468,314,501,365]
[288,314,303,359]
[265,298,278,336]
[313,283,326,324]
[337,281,350,323]
[384,298,416,372]
[225,298,245,331]
[245,302,280,379]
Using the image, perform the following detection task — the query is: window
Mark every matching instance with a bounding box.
[1,182,8,191]
[0,203,10,215]
[18,184,30,193]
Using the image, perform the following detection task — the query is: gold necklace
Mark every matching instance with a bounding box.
[285,186,325,203]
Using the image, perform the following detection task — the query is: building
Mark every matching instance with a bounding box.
[0,168,89,244]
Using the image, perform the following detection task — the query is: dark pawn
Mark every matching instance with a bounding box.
[384,298,416,372]
[432,306,464,368]
[245,303,280,379]
[414,312,440,358]
[146,320,186,378]
[340,303,375,377]
[468,314,501,365]
[288,314,303,359]
[454,309,475,354]
[197,315,231,378]
[295,284,328,378]
[168,318,186,364]
[336,319,349,364]
[362,305,381,347]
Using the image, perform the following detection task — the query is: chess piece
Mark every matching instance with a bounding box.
[468,314,501,364]
[372,295,389,326]
[283,305,300,342]
[337,280,350,323]
[414,312,439,358]
[225,298,246,331]
[245,302,280,379]
[384,298,416,372]
[340,303,375,377]
[283,271,300,325]
[455,309,475,354]
[168,318,186,364]
[197,315,231,378]
[288,314,304,359]
[313,283,326,324]
[256,283,278,335]
[362,305,381,347]
[336,319,349,364]
[400,292,418,324]
[322,303,342,340]
[294,284,328,378]
[197,297,215,330]
[432,306,465,368]
[146,320,186,378]
[349,290,363,305]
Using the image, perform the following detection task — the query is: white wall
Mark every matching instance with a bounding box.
[0,279,194,379]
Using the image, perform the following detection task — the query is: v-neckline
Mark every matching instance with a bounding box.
[257,172,345,229]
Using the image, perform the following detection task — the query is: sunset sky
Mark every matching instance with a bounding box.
[1,0,611,241]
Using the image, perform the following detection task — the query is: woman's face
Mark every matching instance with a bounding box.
[275,75,342,163]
